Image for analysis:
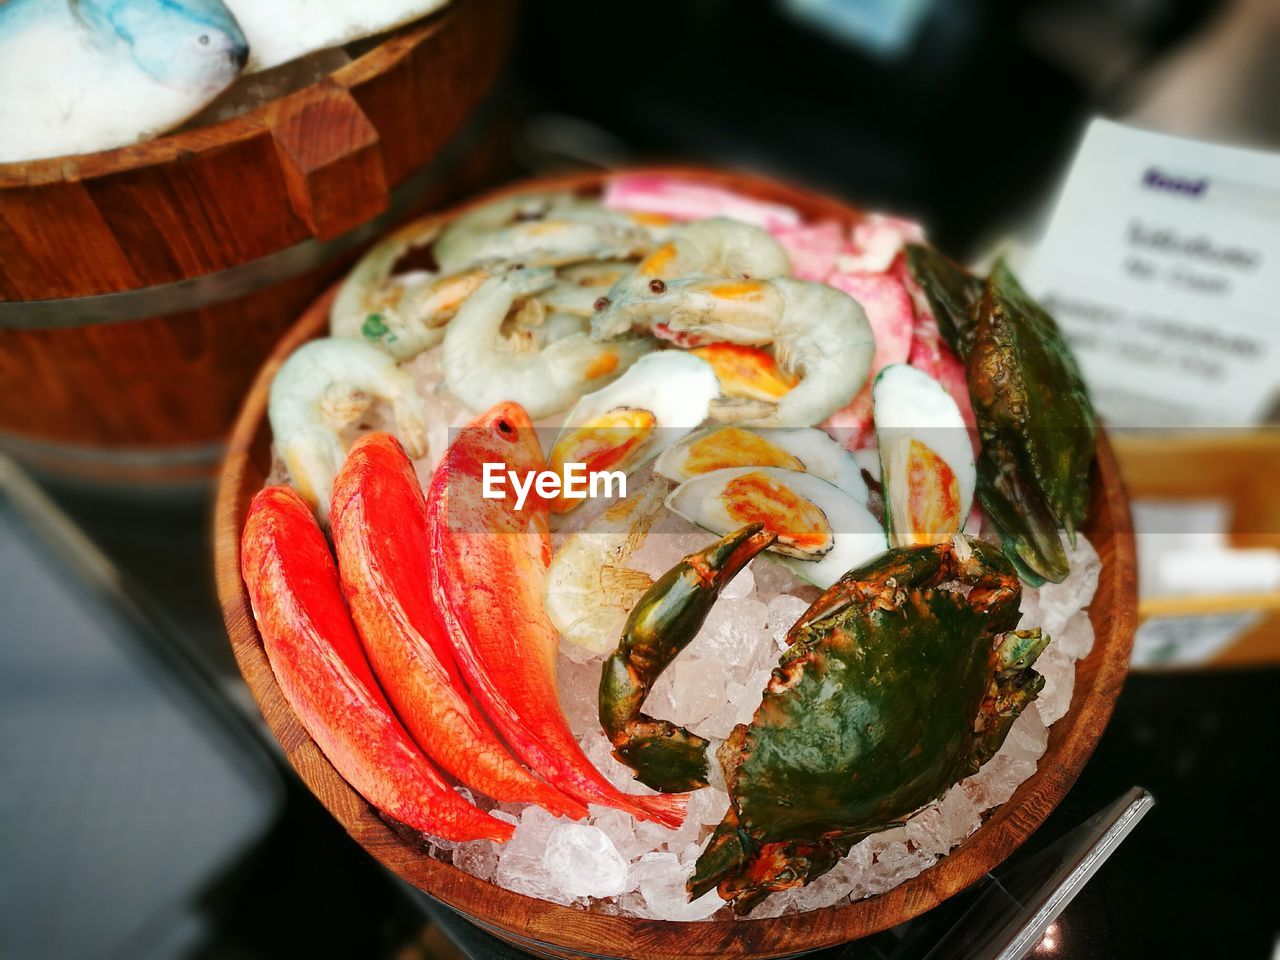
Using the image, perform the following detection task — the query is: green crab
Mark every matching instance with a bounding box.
[905,246,1097,584]
[689,535,1048,913]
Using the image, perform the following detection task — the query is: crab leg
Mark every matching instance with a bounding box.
[426,402,688,827]
[240,486,513,844]
[330,433,588,819]
[599,524,777,792]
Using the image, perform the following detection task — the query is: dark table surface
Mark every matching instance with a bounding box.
[26,478,1276,960]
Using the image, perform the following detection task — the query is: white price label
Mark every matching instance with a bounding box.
[1022,118,1280,428]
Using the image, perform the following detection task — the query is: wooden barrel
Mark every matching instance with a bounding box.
[0,0,514,491]
[215,169,1139,959]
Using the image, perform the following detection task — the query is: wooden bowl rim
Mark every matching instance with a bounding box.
[215,167,1137,958]
[0,1,461,186]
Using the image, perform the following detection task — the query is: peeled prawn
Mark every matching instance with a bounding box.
[442,268,654,418]
[268,337,430,520]
[593,277,874,428]
[592,217,791,339]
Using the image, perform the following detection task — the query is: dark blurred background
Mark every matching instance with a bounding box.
[511,0,1274,254]
[4,0,1279,958]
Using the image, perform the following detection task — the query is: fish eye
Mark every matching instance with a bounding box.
[199,34,210,45]
[593,296,611,311]
[648,279,666,294]
[494,419,516,439]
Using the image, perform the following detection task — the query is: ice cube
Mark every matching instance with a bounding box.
[1034,644,1075,724]
[864,831,936,895]
[557,652,604,734]
[627,513,705,578]
[588,805,643,861]
[662,787,729,852]
[579,731,653,793]
[632,852,727,921]
[904,802,949,856]
[1054,610,1095,660]
[966,752,1037,808]
[1002,703,1049,762]
[720,565,755,601]
[938,785,981,842]
[1017,585,1043,632]
[764,594,812,648]
[752,557,811,597]
[1035,534,1101,635]
[747,889,798,919]
[789,856,860,911]
[685,595,768,664]
[495,808,579,905]
[452,840,500,882]
[543,823,629,899]
[648,656,725,730]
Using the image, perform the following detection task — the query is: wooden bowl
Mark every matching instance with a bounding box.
[215,169,1137,959]
[0,0,513,487]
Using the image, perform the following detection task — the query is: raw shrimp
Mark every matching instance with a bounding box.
[592,217,791,338]
[268,337,430,521]
[505,294,592,349]
[442,268,655,418]
[333,224,624,359]
[436,190,583,245]
[593,277,874,427]
[329,218,491,360]
[434,192,669,274]
[336,268,491,361]
[537,260,636,317]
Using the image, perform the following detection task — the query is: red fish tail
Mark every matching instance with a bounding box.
[631,792,689,828]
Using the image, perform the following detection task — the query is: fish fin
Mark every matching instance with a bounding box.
[631,791,688,829]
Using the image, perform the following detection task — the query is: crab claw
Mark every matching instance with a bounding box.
[600,524,778,793]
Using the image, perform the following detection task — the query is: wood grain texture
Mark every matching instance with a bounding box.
[0,0,515,469]
[270,84,388,241]
[214,169,1138,960]
[0,0,514,299]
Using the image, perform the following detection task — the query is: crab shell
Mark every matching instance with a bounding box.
[689,536,1048,913]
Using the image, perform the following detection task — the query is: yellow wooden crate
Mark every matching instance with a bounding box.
[1113,430,1280,667]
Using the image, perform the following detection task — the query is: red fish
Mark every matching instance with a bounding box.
[241,485,513,844]
[330,432,587,819]
[426,402,687,827]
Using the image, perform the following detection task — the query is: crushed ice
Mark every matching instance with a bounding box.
[447,518,1101,921]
